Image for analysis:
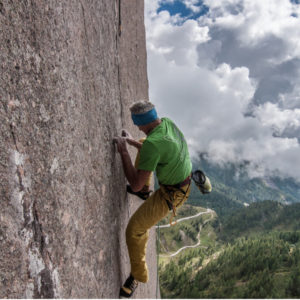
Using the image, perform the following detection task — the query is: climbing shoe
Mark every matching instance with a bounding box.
[120,274,138,298]
[126,185,151,200]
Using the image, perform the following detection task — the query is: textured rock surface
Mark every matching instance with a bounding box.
[0,0,158,298]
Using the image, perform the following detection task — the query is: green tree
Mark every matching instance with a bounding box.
[287,269,300,297]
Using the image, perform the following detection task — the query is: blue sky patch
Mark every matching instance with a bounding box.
[157,0,209,20]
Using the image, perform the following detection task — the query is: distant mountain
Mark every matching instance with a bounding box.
[188,154,300,218]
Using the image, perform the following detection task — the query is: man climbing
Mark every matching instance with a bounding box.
[113,100,192,298]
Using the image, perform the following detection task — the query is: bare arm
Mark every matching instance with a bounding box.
[114,137,151,192]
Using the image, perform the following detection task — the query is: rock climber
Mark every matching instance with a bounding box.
[113,100,192,298]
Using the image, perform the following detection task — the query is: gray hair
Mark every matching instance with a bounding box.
[130,100,155,115]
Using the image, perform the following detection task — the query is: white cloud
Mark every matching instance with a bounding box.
[202,0,300,52]
[145,0,300,180]
[254,102,300,135]
[183,0,203,13]
[145,0,161,16]
[146,8,209,66]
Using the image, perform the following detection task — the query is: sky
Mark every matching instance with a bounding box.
[144,0,300,181]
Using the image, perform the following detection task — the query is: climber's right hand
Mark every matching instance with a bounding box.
[121,129,142,149]
[121,129,132,139]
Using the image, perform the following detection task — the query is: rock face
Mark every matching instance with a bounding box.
[0,0,158,298]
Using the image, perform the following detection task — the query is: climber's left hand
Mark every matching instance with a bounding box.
[113,136,128,153]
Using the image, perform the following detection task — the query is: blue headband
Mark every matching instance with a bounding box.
[131,108,158,126]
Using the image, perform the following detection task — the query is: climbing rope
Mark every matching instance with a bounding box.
[156,224,160,299]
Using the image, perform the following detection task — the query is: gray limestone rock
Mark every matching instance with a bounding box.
[0,0,158,298]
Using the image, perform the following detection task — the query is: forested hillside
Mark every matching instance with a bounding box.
[158,201,300,298]
[220,201,300,241]
[161,233,300,298]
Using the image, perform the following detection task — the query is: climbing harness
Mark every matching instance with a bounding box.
[161,170,211,225]
[161,175,192,226]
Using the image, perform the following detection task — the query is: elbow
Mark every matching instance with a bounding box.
[130,170,150,193]
[130,184,143,193]
[130,180,145,193]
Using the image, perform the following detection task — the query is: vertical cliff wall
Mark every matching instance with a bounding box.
[0,1,158,298]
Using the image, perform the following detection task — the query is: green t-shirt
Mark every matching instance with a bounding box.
[138,118,192,185]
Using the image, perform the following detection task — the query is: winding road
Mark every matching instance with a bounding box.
[158,208,214,258]
[156,208,212,228]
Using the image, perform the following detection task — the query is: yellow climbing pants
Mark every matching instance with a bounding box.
[126,183,191,283]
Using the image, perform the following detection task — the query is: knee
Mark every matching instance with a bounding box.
[126,219,136,242]
[126,219,148,244]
